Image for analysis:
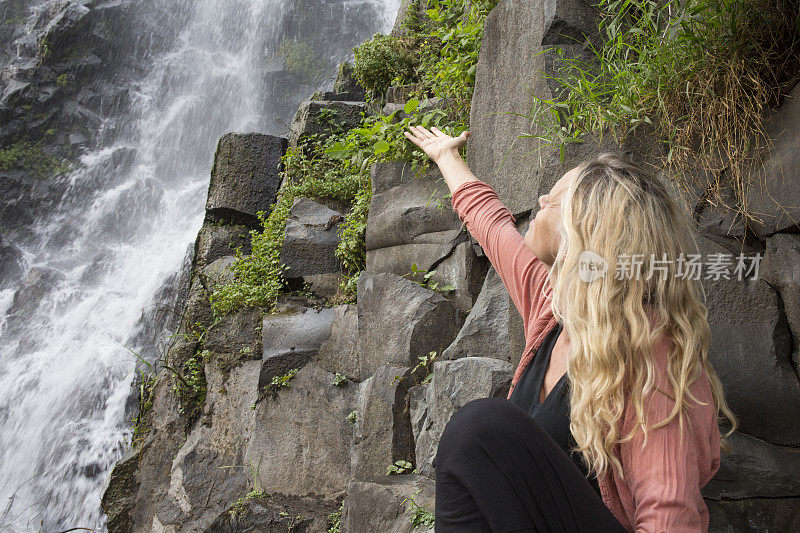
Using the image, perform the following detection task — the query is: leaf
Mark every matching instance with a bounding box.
[404,98,420,115]
[373,139,390,154]
[324,141,349,159]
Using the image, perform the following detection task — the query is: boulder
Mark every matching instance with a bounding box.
[698,235,800,445]
[280,197,344,279]
[356,271,464,379]
[203,305,262,357]
[367,237,487,314]
[315,304,361,380]
[466,0,558,216]
[112,366,190,530]
[703,430,800,500]
[365,162,484,311]
[467,0,661,216]
[205,133,286,228]
[342,474,435,533]
[155,359,260,531]
[259,306,338,388]
[101,443,141,533]
[288,100,367,147]
[365,162,461,250]
[245,363,358,497]
[745,82,800,238]
[351,365,416,479]
[193,222,252,271]
[441,266,513,363]
[409,357,513,477]
[760,232,800,373]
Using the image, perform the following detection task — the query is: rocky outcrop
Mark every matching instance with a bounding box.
[280,197,345,279]
[205,133,287,228]
[441,266,514,363]
[365,161,489,312]
[410,357,513,478]
[356,271,465,379]
[102,2,800,531]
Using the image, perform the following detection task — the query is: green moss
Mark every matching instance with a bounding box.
[277,38,324,83]
[0,140,71,178]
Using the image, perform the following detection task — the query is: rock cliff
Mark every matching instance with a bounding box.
[102,1,800,531]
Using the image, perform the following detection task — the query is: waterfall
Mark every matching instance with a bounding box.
[0,0,400,529]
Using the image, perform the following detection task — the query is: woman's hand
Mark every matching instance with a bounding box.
[404,125,470,164]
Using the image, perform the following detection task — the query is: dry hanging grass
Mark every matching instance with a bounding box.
[520,0,800,232]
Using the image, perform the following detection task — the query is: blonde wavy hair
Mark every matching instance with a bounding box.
[547,152,737,481]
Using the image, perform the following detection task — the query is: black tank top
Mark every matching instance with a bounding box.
[508,322,602,496]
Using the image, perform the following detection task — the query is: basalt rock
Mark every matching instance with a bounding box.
[409,357,513,478]
[205,133,286,229]
[356,271,464,379]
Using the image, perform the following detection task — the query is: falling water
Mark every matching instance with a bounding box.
[0,0,399,530]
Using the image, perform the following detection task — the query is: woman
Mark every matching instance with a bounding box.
[403,125,737,532]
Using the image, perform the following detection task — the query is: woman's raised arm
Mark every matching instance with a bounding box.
[404,125,552,334]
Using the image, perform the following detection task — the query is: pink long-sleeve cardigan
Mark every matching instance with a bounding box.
[450,179,722,533]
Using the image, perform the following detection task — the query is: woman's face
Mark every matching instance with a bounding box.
[525,166,580,267]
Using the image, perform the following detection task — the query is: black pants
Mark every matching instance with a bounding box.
[434,397,628,533]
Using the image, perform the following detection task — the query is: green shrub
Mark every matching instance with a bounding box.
[419,0,499,122]
[353,34,417,101]
[402,489,435,529]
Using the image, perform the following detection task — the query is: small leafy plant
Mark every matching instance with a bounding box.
[402,489,435,529]
[327,501,344,533]
[220,453,267,519]
[332,372,349,386]
[402,263,455,294]
[386,460,414,475]
[346,410,357,425]
[271,368,300,390]
[393,350,439,387]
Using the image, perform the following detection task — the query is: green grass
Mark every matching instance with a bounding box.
[516,0,800,222]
